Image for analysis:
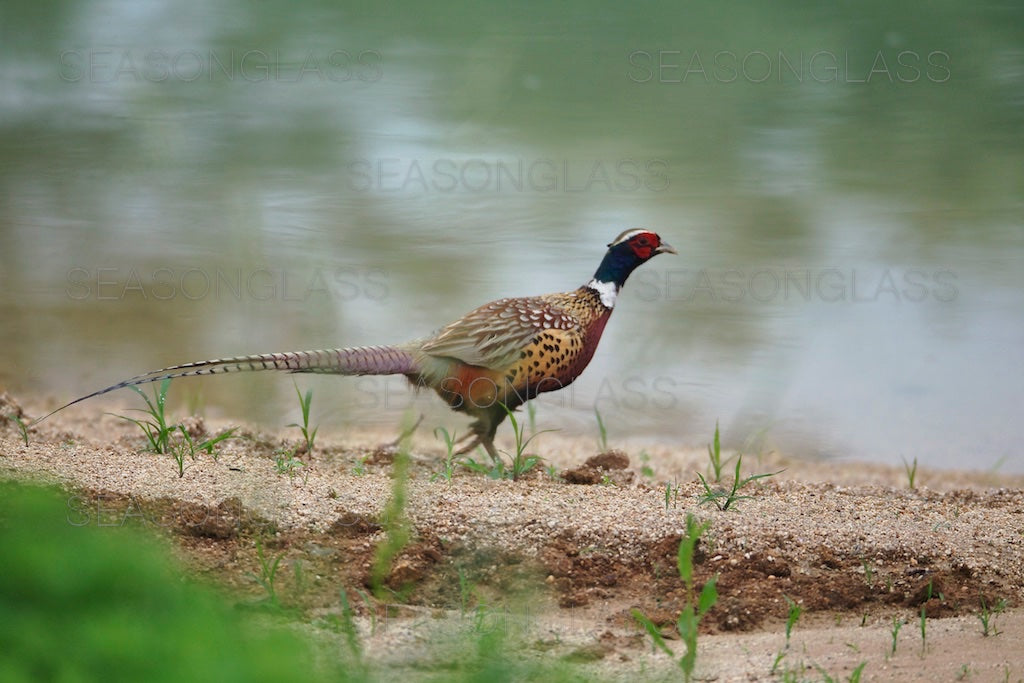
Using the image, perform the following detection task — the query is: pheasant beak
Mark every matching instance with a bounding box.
[656,242,678,255]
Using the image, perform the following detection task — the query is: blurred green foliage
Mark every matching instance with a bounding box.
[0,482,342,683]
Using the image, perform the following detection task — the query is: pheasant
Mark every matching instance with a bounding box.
[35,229,675,461]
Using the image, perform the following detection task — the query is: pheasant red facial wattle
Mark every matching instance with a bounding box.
[36,229,676,463]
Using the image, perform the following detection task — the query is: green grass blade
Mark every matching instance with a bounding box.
[631,609,674,656]
[594,407,608,451]
[697,575,718,617]
[677,514,707,587]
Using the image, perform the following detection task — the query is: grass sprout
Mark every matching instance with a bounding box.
[287,382,318,454]
[8,413,30,446]
[978,595,1006,636]
[639,450,654,478]
[707,420,728,483]
[336,587,364,666]
[112,378,233,475]
[784,594,802,647]
[889,616,904,656]
[351,455,368,476]
[370,420,412,599]
[919,583,930,656]
[697,453,783,511]
[431,426,458,483]
[664,480,680,510]
[860,558,875,587]
[632,513,718,682]
[594,407,608,451]
[500,402,553,481]
[814,660,867,682]
[902,455,918,489]
[461,455,505,479]
[248,536,285,605]
[168,424,236,478]
[273,448,305,479]
[112,378,175,453]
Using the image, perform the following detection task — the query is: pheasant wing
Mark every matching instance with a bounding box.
[419,296,579,369]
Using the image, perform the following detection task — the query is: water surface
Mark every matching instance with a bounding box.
[2,1,1022,471]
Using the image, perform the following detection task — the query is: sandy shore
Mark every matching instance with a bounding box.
[2,391,1023,681]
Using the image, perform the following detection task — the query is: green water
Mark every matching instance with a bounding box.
[2,1,1022,470]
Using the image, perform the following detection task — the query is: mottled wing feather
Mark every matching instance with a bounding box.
[419,295,579,369]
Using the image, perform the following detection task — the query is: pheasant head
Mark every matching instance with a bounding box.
[588,229,676,307]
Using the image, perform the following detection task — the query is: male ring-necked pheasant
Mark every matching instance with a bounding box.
[37,229,675,461]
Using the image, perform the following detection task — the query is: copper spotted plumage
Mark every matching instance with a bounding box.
[36,229,676,463]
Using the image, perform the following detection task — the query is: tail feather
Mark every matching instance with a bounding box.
[31,345,417,425]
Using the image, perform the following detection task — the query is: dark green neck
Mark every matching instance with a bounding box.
[591,244,644,288]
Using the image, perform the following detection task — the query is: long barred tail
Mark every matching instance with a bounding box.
[31,346,417,425]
